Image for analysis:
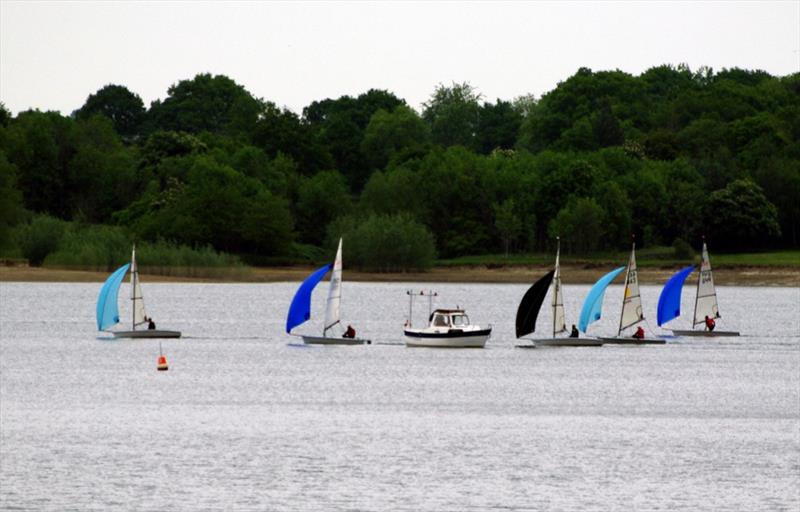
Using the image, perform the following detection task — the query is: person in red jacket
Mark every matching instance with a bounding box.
[343,325,356,338]
[632,326,645,339]
[704,315,716,332]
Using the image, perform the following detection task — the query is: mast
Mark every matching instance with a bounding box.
[552,237,561,338]
[131,245,135,331]
[131,245,146,331]
[617,243,631,337]
[323,238,343,337]
[692,237,702,328]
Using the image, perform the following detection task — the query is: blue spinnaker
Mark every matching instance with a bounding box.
[657,266,695,326]
[286,264,332,333]
[578,266,625,333]
[96,264,130,331]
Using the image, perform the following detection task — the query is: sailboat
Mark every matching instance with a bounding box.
[660,241,740,337]
[285,238,370,345]
[96,246,181,338]
[515,239,602,347]
[597,241,665,344]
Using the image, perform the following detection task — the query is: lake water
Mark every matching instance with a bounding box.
[1,281,798,511]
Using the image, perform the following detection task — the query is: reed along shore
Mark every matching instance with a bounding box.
[1,264,798,287]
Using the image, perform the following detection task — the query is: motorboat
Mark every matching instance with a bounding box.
[404,292,491,348]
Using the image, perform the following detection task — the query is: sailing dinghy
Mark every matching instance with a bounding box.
[285,239,370,345]
[515,240,602,347]
[598,242,665,344]
[96,246,181,338]
[662,241,739,337]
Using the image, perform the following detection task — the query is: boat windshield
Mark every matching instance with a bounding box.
[433,314,450,327]
[451,314,469,326]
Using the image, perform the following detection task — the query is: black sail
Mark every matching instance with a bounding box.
[515,270,555,338]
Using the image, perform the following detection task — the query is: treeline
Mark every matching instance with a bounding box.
[0,65,797,271]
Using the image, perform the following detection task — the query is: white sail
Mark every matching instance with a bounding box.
[323,238,343,336]
[693,242,719,326]
[552,240,566,336]
[619,243,644,333]
[131,246,146,328]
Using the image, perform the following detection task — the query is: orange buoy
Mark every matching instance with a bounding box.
[157,342,169,371]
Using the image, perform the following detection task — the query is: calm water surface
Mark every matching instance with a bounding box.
[1,281,799,511]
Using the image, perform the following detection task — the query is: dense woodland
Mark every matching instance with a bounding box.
[0,65,798,270]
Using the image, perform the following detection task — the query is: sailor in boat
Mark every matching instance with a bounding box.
[342,325,356,338]
[148,317,156,330]
[569,324,579,338]
[632,326,645,339]
[704,315,716,332]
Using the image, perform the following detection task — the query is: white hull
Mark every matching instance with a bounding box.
[598,336,666,345]
[113,330,181,339]
[671,329,740,337]
[528,337,603,347]
[301,335,370,345]
[404,329,490,348]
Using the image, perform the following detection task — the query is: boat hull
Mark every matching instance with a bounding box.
[670,329,740,337]
[404,328,491,348]
[301,335,371,345]
[598,336,666,345]
[113,330,181,339]
[530,337,604,347]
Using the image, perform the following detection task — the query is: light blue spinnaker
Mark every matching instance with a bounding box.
[286,264,333,334]
[656,266,695,326]
[96,264,130,331]
[578,266,625,333]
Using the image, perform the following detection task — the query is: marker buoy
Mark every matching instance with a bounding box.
[157,342,168,371]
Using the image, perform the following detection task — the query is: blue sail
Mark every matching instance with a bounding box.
[578,266,625,333]
[286,264,333,333]
[657,266,695,326]
[96,264,130,331]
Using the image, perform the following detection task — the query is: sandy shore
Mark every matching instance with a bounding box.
[1,264,798,287]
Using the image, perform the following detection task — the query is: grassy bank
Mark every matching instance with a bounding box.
[438,248,800,268]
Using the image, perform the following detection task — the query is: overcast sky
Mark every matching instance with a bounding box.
[1,1,798,116]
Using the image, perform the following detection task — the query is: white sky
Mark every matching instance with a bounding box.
[1,1,798,116]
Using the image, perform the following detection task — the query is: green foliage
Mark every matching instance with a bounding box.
[38,222,245,277]
[672,238,695,260]
[0,151,23,249]
[294,170,352,245]
[326,213,436,272]
[705,179,781,250]
[75,84,145,140]
[361,105,431,170]
[2,67,798,270]
[422,82,482,149]
[549,197,606,254]
[13,214,67,266]
[146,73,261,135]
[493,198,522,257]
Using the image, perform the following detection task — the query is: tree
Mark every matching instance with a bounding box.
[493,198,522,257]
[251,102,332,175]
[3,110,74,218]
[548,197,605,254]
[75,84,145,140]
[592,99,624,148]
[361,105,431,170]
[476,99,523,154]
[326,213,436,272]
[147,74,261,135]
[0,151,23,248]
[705,179,781,250]
[295,170,352,245]
[422,82,482,149]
